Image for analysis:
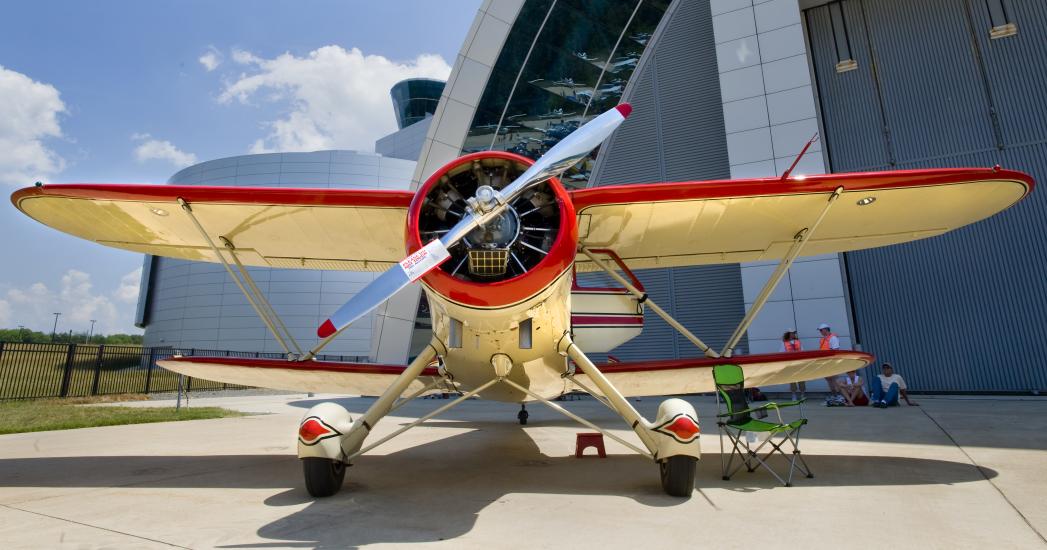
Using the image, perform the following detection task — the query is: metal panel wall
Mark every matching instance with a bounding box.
[580,0,748,360]
[807,0,1047,392]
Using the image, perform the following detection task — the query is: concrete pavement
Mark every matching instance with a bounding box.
[1,393,1045,549]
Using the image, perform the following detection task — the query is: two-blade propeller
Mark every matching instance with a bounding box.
[317,103,633,339]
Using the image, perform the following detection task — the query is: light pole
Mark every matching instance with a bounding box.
[17,325,26,342]
[86,320,97,344]
[51,312,61,343]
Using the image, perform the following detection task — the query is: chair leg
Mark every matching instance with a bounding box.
[718,422,728,480]
[786,428,814,479]
[758,428,812,486]
[739,432,790,485]
[720,427,750,480]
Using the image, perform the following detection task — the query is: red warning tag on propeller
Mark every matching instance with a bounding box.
[400,239,450,281]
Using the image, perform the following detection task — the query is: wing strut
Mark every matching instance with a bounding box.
[177,198,303,358]
[720,186,844,357]
[579,247,720,358]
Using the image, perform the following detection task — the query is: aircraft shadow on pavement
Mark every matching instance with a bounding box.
[0,420,997,549]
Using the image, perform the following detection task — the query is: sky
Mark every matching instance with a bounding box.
[0,0,481,336]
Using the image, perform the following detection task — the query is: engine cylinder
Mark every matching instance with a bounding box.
[405,151,577,308]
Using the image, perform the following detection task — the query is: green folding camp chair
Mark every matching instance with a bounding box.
[713,364,813,486]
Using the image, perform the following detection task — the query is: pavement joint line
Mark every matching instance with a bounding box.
[919,407,1047,545]
[0,502,190,549]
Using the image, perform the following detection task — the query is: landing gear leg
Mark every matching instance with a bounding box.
[517,403,529,425]
[557,334,701,498]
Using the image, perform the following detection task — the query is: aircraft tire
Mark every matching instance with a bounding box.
[659,455,696,497]
[303,457,346,497]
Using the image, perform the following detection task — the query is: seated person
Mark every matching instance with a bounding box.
[870,363,918,408]
[838,370,868,407]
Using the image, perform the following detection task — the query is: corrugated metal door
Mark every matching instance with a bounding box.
[806,0,1047,392]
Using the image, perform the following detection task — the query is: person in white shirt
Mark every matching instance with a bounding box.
[870,363,918,408]
[838,370,868,407]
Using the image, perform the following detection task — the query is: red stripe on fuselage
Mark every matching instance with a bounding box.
[571,314,644,325]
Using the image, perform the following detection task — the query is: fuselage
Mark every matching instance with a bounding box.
[406,150,587,402]
[423,268,575,402]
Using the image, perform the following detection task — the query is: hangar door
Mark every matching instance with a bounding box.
[805,0,1047,392]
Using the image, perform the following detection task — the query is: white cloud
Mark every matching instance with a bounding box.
[114,267,142,303]
[231,48,261,66]
[0,65,66,186]
[132,133,197,168]
[1,268,142,334]
[218,45,450,153]
[199,48,221,72]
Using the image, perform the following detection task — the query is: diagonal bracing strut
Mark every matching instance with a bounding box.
[720,186,845,357]
[177,198,303,358]
[218,236,303,357]
[579,247,720,358]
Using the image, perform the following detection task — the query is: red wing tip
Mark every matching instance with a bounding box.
[317,320,337,338]
[615,103,632,118]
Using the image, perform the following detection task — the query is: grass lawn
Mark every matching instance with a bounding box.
[0,395,248,435]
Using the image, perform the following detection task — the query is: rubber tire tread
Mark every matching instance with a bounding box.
[303,457,346,497]
[659,455,696,497]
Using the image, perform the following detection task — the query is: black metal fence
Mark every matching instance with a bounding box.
[0,342,365,401]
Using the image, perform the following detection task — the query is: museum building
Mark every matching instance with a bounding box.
[138,0,1047,393]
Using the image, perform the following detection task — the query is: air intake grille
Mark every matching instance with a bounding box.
[468,249,509,277]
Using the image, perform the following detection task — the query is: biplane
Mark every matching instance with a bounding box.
[12,104,1033,497]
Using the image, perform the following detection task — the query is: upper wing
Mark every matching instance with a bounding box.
[573,350,873,397]
[12,184,415,271]
[570,167,1034,271]
[158,356,443,396]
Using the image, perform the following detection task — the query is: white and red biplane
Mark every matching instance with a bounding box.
[12,104,1034,497]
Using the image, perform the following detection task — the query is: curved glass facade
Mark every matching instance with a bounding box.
[462,0,670,188]
[391,78,445,129]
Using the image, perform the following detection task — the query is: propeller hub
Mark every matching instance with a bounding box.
[469,185,500,213]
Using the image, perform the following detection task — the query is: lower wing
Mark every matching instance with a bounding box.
[158,357,443,396]
[161,350,870,398]
[572,350,873,397]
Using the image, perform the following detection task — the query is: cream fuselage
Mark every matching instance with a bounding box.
[424,268,575,402]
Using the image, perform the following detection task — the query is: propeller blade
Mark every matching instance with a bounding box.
[317,104,632,339]
[317,238,451,338]
[496,103,631,205]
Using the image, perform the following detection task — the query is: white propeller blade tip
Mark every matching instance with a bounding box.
[615,103,632,118]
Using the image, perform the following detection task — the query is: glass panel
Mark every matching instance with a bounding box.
[463,0,671,188]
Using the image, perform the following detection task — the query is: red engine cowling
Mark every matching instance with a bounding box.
[405,151,577,308]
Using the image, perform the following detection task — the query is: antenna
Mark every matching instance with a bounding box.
[780,133,820,181]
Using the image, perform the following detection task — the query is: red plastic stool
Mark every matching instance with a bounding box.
[575,432,607,458]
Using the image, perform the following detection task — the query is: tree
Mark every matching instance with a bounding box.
[0,328,143,345]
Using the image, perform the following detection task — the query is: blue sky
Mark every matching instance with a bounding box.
[0,0,481,335]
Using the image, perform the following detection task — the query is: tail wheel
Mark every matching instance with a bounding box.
[303,457,346,497]
[659,455,696,497]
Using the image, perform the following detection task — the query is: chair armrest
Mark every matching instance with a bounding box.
[716,402,776,418]
[767,398,806,409]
